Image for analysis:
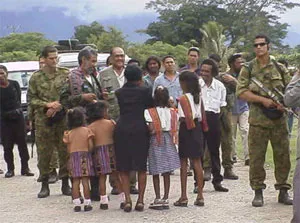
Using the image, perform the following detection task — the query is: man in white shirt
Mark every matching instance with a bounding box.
[199,59,228,192]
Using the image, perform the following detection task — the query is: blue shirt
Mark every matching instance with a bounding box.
[152,73,182,105]
[231,72,249,115]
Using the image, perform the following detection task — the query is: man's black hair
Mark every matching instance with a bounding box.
[145,56,161,71]
[188,47,200,56]
[201,59,219,77]
[228,53,242,67]
[0,65,8,74]
[78,46,98,66]
[162,55,175,63]
[128,59,141,67]
[255,34,271,44]
[41,46,58,58]
[209,54,221,63]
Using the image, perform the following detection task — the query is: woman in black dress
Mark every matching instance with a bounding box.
[114,65,153,212]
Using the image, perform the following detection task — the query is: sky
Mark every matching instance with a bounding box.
[0,0,155,21]
[0,0,299,43]
[1,0,299,29]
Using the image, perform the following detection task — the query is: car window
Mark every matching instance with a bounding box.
[8,71,34,88]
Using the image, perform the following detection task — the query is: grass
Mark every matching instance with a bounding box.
[235,119,298,183]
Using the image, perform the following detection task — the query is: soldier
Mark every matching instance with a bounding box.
[236,34,292,207]
[31,56,58,184]
[99,47,139,195]
[284,69,300,223]
[28,46,71,198]
[60,46,105,201]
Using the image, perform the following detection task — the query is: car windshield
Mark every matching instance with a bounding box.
[8,71,34,88]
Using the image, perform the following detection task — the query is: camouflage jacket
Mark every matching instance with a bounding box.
[99,66,121,121]
[236,57,291,127]
[217,73,236,110]
[60,67,102,109]
[27,67,69,126]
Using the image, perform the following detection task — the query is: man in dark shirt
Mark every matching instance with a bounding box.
[0,65,34,178]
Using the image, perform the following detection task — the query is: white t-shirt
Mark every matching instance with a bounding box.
[144,107,176,131]
[199,77,227,113]
[178,93,202,120]
[114,69,125,87]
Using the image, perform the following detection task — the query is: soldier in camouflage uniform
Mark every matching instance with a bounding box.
[99,47,139,195]
[60,46,104,201]
[28,46,71,198]
[236,35,292,207]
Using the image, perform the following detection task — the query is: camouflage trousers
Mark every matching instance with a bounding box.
[249,124,291,190]
[203,109,233,170]
[35,124,68,180]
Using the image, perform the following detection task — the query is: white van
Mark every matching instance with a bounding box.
[58,52,131,71]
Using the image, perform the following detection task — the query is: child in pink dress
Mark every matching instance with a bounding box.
[63,107,95,212]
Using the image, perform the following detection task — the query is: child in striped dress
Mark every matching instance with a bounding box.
[63,107,95,212]
[86,101,124,210]
[144,86,180,210]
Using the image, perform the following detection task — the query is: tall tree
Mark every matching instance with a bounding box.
[144,0,300,49]
[73,21,105,43]
[0,32,55,62]
[87,26,128,52]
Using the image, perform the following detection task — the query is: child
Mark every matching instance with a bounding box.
[63,107,95,212]
[86,101,124,210]
[174,71,207,207]
[144,86,180,210]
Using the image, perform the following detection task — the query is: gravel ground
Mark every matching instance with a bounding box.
[0,145,293,223]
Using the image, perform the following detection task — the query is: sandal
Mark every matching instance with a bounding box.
[194,198,204,206]
[135,202,144,212]
[123,201,132,212]
[173,198,188,207]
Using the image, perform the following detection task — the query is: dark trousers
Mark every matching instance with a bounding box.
[0,116,30,171]
[203,111,223,185]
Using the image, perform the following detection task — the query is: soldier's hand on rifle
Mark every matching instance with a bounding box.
[82,93,96,102]
[276,103,285,112]
[261,98,277,108]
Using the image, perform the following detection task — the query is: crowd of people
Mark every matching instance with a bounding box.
[0,34,299,222]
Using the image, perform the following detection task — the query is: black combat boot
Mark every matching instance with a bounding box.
[252,189,263,207]
[48,169,58,184]
[61,177,72,196]
[38,177,50,198]
[278,188,293,205]
[224,168,239,180]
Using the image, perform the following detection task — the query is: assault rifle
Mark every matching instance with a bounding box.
[251,77,299,119]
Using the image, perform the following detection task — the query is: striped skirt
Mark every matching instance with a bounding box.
[93,144,117,175]
[68,151,95,178]
[148,132,180,175]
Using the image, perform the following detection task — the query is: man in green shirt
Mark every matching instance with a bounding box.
[236,34,292,207]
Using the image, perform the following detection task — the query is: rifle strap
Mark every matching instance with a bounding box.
[246,59,286,88]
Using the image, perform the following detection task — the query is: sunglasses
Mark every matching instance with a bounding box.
[253,42,267,48]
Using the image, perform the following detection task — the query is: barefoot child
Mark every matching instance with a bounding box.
[174,71,207,207]
[144,86,180,210]
[86,101,124,210]
[63,108,95,212]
